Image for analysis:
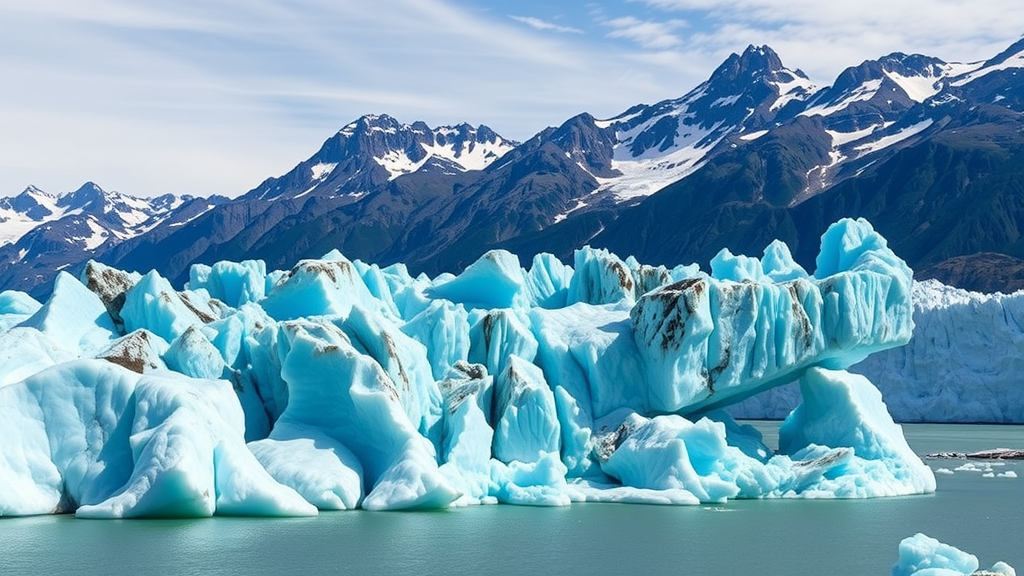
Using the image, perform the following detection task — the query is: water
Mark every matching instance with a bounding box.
[1,424,1021,576]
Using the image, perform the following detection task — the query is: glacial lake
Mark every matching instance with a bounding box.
[1,424,1021,576]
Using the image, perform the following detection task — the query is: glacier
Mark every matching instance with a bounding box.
[0,217,936,517]
[730,279,1024,423]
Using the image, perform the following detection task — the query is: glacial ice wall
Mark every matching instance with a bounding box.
[730,279,1024,423]
[0,218,933,517]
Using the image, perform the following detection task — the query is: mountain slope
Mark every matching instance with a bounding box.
[563,39,1024,281]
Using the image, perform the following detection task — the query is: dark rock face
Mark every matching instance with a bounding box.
[917,253,1024,294]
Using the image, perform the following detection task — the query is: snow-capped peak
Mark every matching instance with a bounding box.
[366,119,516,180]
[800,53,952,121]
[249,115,519,201]
[593,44,817,203]
[0,182,198,249]
[0,185,66,246]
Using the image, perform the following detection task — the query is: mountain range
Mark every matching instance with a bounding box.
[5,36,1024,297]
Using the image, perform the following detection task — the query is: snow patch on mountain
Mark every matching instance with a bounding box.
[432,127,514,171]
[949,46,1024,87]
[854,119,933,156]
[884,71,943,102]
[78,217,110,251]
[770,75,818,111]
[353,119,518,181]
[801,79,883,118]
[827,124,886,147]
[0,187,68,246]
[375,134,514,180]
[603,123,722,202]
[310,162,337,181]
[553,199,589,224]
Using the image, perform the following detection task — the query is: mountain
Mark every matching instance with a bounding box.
[244,115,517,202]
[0,183,225,294]
[85,45,822,285]
[585,44,817,205]
[503,38,1024,283]
[5,37,1024,296]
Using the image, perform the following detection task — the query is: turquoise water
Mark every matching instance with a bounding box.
[1,424,1021,576]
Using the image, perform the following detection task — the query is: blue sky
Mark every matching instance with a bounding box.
[2,0,1023,198]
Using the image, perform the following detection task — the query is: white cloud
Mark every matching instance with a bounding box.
[626,0,1024,83]
[510,15,583,34]
[605,16,688,50]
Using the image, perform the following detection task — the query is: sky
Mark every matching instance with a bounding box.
[2,1,1023,199]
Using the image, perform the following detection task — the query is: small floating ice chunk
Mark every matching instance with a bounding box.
[892,532,1016,576]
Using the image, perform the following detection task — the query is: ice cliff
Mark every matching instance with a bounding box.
[0,218,935,517]
[730,279,1024,423]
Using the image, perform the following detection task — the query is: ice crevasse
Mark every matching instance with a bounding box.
[0,217,935,517]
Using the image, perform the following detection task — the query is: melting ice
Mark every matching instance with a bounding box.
[0,218,936,517]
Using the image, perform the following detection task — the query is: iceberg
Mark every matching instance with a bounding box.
[0,217,938,517]
[0,360,313,518]
[893,533,1016,576]
[590,366,934,503]
[730,279,1024,423]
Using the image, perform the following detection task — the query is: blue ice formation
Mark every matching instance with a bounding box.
[893,533,1016,576]
[730,278,1024,423]
[0,218,933,517]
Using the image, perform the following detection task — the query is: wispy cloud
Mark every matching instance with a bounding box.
[509,15,583,34]
[605,16,687,50]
